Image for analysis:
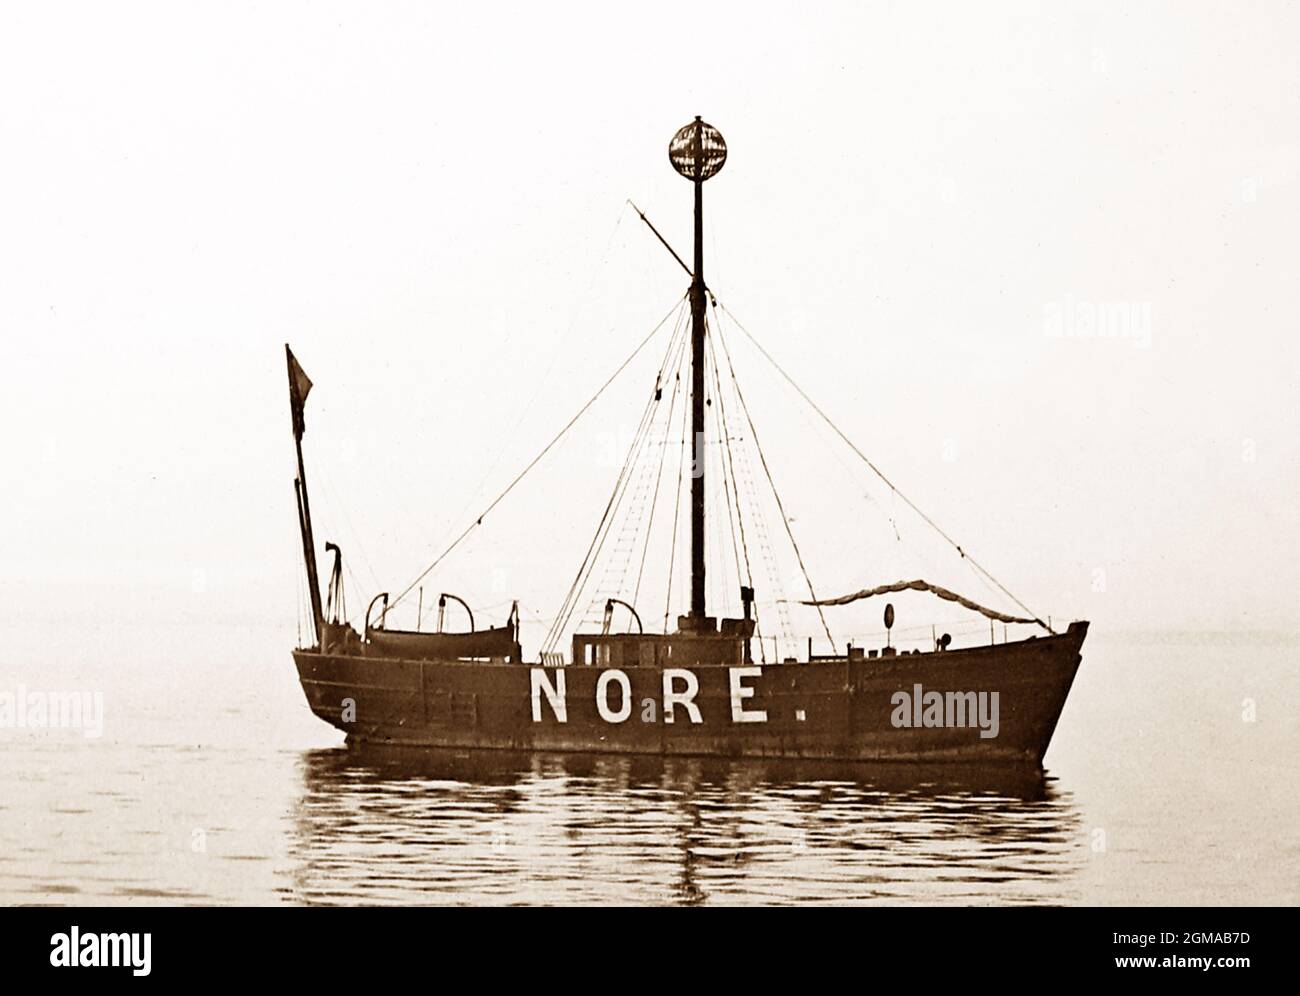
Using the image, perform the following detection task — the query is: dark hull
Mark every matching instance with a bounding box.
[293,622,1087,765]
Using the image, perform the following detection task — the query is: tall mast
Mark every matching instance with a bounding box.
[669,116,727,624]
[689,131,707,621]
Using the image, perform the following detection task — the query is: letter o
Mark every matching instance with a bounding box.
[595,669,632,723]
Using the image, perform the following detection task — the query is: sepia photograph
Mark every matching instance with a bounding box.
[0,0,1294,962]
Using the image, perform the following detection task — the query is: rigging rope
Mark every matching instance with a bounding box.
[705,324,759,646]
[713,300,1051,634]
[708,354,744,611]
[711,305,836,652]
[390,293,689,614]
[439,202,635,542]
[599,311,691,616]
[662,370,691,633]
[633,326,689,606]
[315,459,382,626]
[543,302,692,652]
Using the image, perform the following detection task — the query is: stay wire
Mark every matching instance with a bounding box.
[711,302,836,652]
[550,313,686,643]
[705,322,761,653]
[544,318,681,651]
[663,371,692,633]
[714,300,1050,633]
[543,301,692,652]
[390,292,689,614]
[633,324,690,607]
[543,323,679,649]
[441,202,634,542]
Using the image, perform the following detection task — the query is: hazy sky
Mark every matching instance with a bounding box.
[2,1,1297,655]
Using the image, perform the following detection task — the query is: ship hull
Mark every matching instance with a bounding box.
[293,622,1086,765]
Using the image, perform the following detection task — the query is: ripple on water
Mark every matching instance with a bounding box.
[268,746,1086,906]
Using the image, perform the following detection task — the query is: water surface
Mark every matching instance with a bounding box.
[1,624,1295,905]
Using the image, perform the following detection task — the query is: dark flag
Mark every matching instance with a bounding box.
[285,345,313,440]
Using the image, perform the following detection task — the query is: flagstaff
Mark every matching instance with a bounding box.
[286,344,324,646]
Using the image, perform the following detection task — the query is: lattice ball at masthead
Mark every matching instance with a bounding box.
[669,117,727,181]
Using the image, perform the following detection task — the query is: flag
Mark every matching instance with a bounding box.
[286,345,313,440]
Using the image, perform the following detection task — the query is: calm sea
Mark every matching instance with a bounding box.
[1,622,1296,905]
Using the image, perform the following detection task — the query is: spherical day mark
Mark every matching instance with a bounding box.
[669,118,727,182]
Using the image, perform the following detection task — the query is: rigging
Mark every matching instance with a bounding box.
[623,200,1050,634]
[388,293,689,615]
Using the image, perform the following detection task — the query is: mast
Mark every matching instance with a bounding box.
[286,344,325,646]
[669,116,727,624]
[689,132,707,621]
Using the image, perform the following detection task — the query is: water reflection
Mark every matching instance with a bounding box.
[283,746,1085,905]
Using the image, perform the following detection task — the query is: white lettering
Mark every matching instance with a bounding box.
[595,669,632,723]
[728,667,767,723]
[530,668,567,723]
[0,686,103,738]
[50,928,151,977]
[662,669,702,724]
[50,932,69,968]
